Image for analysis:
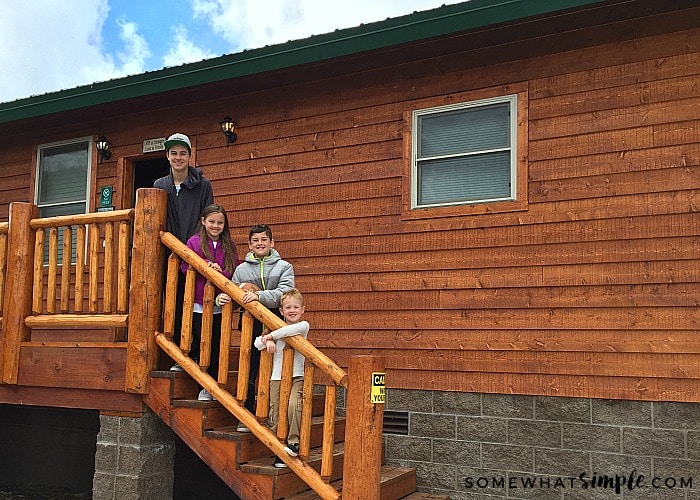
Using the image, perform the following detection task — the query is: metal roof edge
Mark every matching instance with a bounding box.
[0,0,603,124]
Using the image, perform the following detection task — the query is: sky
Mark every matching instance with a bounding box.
[0,0,465,104]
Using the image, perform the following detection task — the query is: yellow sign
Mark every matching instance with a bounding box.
[371,372,385,404]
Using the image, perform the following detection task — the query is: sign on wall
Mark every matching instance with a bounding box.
[143,137,166,154]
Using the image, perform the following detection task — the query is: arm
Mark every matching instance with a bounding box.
[264,321,309,342]
[200,178,214,214]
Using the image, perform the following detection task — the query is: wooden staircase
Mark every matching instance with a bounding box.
[143,369,434,499]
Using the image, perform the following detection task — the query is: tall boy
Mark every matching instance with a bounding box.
[219,224,294,428]
[254,288,308,468]
[154,133,214,244]
[154,133,214,371]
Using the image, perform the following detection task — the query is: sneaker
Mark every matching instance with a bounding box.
[237,423,251,433]
[198,389,213,401]
[273,456,288,468]
[283,443,299,457]
[169,363,184,372]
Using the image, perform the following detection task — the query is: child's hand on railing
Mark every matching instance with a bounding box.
[260,332,277,353]
[215,293,231,307]
[207,261,222,273]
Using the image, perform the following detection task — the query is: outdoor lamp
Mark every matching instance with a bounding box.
[219,116,237,145]
[96,136,112,162]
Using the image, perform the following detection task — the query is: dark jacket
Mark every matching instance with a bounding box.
[153,167,214,243]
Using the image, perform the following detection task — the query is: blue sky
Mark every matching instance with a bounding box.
[0,0,464,104]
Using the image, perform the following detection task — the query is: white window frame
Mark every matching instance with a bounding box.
[35,137,93,263]
[411,94,518,209]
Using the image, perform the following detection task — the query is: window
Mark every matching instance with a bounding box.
[411,94,518,210]
[35,138,92,262]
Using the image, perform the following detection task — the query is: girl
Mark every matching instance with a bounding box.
[180,204,239,401]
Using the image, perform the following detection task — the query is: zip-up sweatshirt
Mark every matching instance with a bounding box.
[231,249,294,309]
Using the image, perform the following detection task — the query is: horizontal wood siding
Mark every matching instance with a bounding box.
[0,14,696,404]
[200,27,699,402]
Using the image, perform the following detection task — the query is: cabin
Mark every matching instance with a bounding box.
[0,0,698,498]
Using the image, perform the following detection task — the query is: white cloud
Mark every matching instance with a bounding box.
[114,18,151,76]
[162,24,216,68]
[194,0,463,51]
[0,0,155,103]
[0,0,112,101]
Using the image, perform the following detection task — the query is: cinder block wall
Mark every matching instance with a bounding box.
[353,390,699,499]
[93,409,175,500]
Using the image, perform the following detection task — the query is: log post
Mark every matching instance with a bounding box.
[1,202,38,384]
[125,188,166,394]
[342,355,385,499]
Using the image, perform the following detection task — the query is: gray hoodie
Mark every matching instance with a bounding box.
[232,248,294,308]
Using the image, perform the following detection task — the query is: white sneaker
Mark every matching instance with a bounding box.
[237,423,251,433]
[169,363,184,372]
[198,389,213,401]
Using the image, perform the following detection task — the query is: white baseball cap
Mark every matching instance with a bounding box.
[164,133,191,153]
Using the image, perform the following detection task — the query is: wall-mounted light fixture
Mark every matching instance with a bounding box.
[96,136,112,162]
[219,116,237,146]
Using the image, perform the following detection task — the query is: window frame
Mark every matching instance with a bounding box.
[34,136,94,264]
[402,83,528,220]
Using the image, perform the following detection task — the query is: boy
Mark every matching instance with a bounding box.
[154,133,214,371]
[154,133,214,244]
[254,288,308,468]
[218,224,294,428]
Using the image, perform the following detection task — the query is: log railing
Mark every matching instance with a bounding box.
[26,209,134,330]
[0,189,384,498]
[0,191,159,390]
[158,230,350,500]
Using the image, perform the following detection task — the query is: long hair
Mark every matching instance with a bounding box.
[198,204,238,273]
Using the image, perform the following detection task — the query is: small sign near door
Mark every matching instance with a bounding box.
[143,137,166,153]
[100,186,113,207]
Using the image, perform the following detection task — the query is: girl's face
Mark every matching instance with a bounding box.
[202,211,226,241]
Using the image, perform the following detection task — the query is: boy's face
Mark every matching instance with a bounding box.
[166,145,190,175]
[248,231,274,258]
[280,298,304,324]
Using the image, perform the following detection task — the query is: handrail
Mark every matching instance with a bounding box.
[158,230,347,499]
[28,209,134,229]
[160,231,347,386]
[29,209,134,318]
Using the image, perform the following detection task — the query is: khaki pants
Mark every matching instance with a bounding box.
[269,376,304,445]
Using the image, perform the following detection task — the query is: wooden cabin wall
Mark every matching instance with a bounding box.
[0,19,696,406]
[193,26,698,403]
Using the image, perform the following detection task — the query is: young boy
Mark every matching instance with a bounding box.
[154,133,215,372]
[254,288,308,468]
[218,224,294,428]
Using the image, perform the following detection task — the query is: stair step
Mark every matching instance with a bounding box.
[205,415,346,463]
[285,465,417,500]
[242,442,345,499]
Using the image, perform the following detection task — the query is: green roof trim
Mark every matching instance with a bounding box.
[0,0,603,124]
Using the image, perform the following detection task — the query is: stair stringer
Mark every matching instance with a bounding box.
[143,375,272,499]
